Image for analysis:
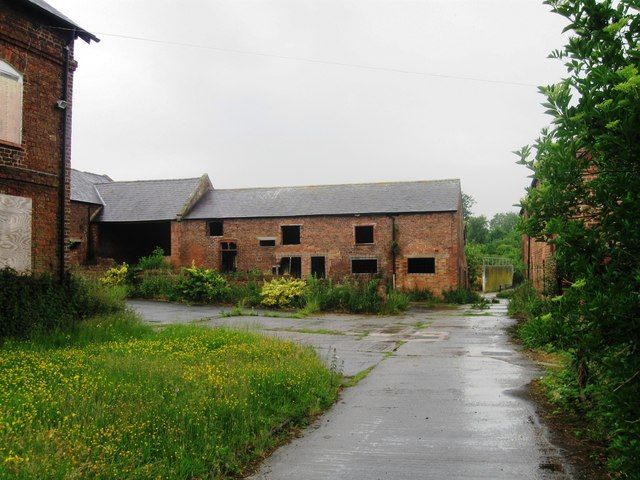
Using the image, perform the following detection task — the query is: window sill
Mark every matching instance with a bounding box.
[0,139,24,151]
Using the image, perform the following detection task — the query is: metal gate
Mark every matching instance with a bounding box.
[482,256,514,293]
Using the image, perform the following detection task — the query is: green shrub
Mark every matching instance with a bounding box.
[136,246,170,270]
[442,287,481,304]
[228,280,262,306]
[304,277,382,314]
[176,264,230,303]
[0,269,125,339]
[70,276,127,317]
[495,289,514,299]
[261,277,307,308]
[382,289,410,314]
[506,282,549,320]
[333,278,381,313]
[407,287,435,302]
[100,263,130,287]
[131,270,180,300]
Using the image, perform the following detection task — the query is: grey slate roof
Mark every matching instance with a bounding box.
[18,0,99,43]
[185,179,461,219]
[70,169,111,204]
[95,178,203,222]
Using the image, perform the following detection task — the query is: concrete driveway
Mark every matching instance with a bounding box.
[129,299,574,479]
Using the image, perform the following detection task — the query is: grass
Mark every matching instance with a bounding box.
[0,312,339,479]
[343,365,376,388]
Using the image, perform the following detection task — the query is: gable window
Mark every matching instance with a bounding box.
[281,225,300,245]
[355,225,374,244]
[208,220,223,236]
[0,60,23,145]
[259,237,276,247]
[351,258,378,274]
[407,257,436,274]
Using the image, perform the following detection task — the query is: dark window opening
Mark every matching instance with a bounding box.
[221,251,237,272]
[311,256,326,278]
[407,257,435,274]
[355,225,374,244]
[351,259,378,274]
[279,256,301,278]
[281,225,301,245]
[259,238,276,247]
[209,220,223,236]
[220,241,237,272]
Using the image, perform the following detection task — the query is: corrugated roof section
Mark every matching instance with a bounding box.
[95,177,203,222]
[185,179,461,219]
[70,169,111,204]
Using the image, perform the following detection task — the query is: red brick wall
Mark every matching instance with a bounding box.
[394,211,466,294]
[522,233,554,293]
[0,3,76,275]
[69,201,100,266]
[171,211,466,295]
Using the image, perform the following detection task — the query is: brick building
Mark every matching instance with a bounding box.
[0,0,97,276]
[521,179,556,293]
[70,170,467,294]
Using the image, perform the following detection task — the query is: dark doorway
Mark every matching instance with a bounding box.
[280,256,301,278]
[220,241,237,272]
[97,221,171,264]
[311,256,326,278]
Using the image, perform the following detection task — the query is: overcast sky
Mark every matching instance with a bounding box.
[54,0,567,217]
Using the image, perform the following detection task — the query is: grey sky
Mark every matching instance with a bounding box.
[55,0,567,217]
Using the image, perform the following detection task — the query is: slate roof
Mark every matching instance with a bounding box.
[185,179,461,220]
[18,0,99,43]
[70,169,111,205]
[94,178,204,222]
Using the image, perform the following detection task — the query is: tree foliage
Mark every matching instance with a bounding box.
[463,195,522,288]
[517,1,640,474]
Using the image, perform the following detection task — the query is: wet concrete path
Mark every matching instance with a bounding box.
[130,299,573,479]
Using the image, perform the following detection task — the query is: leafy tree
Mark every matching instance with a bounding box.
[516,1,640,474]
[461,192,475,220]
[466,215,489,244]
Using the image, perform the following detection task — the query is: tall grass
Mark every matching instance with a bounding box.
[0,313,339,478]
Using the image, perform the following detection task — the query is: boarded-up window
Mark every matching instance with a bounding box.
[0,193,32,272]
[0,60,23,145]
[351,258,377,274]
[407,257,436,274]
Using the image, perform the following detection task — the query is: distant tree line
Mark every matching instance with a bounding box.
[462,193,522,288]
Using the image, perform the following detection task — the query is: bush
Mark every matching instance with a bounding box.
[304,277,381,314]
[442,287,482,304]
[100,263,130,287]
[0,269,125,339]
[71,276,127,317]
[382,289,410,314]
[228,280,262,307]
[506,282,549,320]
[131,270,180,300]
[136,246,170,271]
[261,277,307,308]
[407,287,435,302]
[176,264,230,303]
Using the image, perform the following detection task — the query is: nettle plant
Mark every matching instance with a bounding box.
[516,1,640,474]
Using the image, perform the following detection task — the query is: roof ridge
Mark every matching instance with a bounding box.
[212,178,461,192]
[94,177,201,186]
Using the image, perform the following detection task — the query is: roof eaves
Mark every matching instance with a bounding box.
[19,0,99,43]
